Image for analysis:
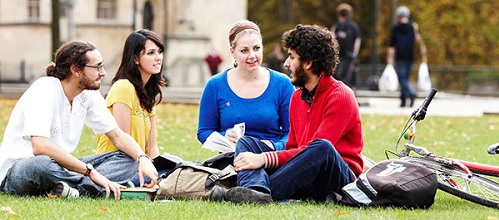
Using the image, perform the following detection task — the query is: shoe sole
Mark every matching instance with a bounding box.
[52,182,67,197]
[226,187,272,204]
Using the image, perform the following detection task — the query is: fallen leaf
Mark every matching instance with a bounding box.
[333,210,347,216]
[98,206,108,214]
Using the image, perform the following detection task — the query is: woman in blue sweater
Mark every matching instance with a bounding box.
[197,20,294,151]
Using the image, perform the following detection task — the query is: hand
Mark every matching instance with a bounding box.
[234,152,265,172]
[88,170,125,200]
[138,157,158,188]
[225,129,238,144]
[387,57,394,65]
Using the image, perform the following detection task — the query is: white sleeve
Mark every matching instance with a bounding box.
[22,79,56,139]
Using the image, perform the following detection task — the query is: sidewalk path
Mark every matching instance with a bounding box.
[358,95,499,117]
[2,83,498,117]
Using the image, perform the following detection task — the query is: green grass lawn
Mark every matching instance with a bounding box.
[1,98,499,219]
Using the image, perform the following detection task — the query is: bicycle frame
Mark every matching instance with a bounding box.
[388,88,499,209]
[396,90,499,178]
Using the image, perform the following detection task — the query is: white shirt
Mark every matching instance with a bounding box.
[0,77,117,183]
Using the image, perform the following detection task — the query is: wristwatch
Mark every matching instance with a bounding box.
[84,163,94,176]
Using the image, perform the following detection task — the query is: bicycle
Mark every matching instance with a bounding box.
[385,88,499,209]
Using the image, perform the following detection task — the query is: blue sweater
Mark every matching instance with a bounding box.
[197,68,295,151]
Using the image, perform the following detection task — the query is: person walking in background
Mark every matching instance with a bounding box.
[211,24,364,204]
[387,6,417,107]
[96,29,170,187]
[266,43,286,74]
[0,40,157,199]
[197,20,295,153]
[331,3,361,88]
[205,48,223,76]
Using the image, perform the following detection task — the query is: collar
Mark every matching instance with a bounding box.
[300,85,317,106]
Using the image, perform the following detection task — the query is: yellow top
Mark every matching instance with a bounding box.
[97,79,155,153]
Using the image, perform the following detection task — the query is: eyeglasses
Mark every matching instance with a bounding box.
[85,64,105,71]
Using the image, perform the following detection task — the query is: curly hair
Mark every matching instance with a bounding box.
[112,29,166,113]
[282,24,340,77]
[45,40,96,80]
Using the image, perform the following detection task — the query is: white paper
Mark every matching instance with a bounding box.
[202,132,236,153]
[201,123,245,153]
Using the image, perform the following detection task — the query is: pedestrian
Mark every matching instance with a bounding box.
[387,6,418,107]
[331,3,361,88]
[96,29,173,187]
[0,40,158,199]
[266,43,286,74]
[211,24,364,204]
[197,20,295,153]
[205,48,223,76]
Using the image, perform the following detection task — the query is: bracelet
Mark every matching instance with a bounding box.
[137,154,152,164]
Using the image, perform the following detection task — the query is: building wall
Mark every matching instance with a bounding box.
[0,0,247,87]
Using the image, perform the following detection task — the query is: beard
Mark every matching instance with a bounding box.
[290,64,308,88]
[79,73,101,90]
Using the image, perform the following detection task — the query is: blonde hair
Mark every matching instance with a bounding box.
[228,20,261,49]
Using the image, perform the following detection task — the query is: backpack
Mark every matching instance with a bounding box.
[333,160,437,209]
[156,152,237,200]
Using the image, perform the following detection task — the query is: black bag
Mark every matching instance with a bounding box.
[334,160,437,209]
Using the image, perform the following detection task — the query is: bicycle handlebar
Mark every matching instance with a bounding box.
[412,88,437,121]
[421,88,438,110]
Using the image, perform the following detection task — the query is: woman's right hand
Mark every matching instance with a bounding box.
[225,129,238,144]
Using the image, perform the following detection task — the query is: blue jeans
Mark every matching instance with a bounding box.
[130,169,170,187]
[235,136,355,202]
[0,151,137,197]
[395,60,416,105]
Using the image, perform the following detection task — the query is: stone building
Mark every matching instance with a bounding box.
[0,0,247,87]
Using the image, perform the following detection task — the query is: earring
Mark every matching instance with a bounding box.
[233,60,238,68]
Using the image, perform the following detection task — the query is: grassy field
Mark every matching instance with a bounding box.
[1,98,499,219]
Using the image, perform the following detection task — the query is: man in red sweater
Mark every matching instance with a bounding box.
[213,24,364,204]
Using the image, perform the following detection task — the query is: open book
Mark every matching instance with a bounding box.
[202,122,245,153]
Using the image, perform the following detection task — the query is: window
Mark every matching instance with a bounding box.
[28,0,40,20]
[97,0,116,19]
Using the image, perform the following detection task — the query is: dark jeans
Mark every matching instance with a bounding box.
[395,60,416,105]
[130,169,170,187]
[235,136,355,202]
[334,57,356,88]
[0,151,137,197]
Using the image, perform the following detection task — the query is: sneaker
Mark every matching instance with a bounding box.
[210,185,228,201]
[50,181,80,198]
[225,187,272,204]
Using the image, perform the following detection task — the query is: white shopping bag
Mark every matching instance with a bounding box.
[378,64,399,92]
[417,62,432,92]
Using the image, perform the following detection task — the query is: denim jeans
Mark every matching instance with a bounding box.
[395,60,416,105]
[334,56,356,88]
[130,169,170,187]
[0,151,137,197]
[235,136,355,202]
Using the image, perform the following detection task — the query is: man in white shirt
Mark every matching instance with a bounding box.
[0,40,158,199]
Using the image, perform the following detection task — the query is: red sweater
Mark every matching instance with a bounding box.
[263,74,364,176]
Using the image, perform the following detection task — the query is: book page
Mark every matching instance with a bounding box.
[201,132,235,153]
[201,123,245,153]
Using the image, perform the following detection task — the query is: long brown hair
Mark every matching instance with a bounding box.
[112,29,166,113]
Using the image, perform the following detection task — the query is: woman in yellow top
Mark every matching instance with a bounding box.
[97,29,166,186]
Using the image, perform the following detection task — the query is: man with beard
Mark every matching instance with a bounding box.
[0,40,158,199]
[213,24,364,204]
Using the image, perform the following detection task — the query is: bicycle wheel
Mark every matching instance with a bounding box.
[400,156,499,209]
